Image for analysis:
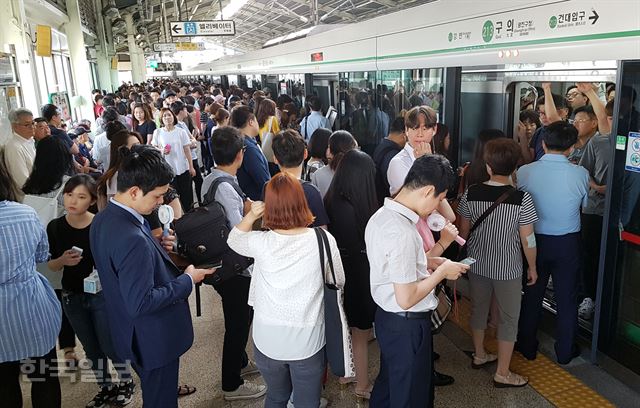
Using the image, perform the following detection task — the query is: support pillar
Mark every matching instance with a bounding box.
[64,0,95,121]
[124,13,145,84]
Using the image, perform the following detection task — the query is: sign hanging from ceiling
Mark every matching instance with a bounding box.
[170,20,236,37]
[153,42,206,52]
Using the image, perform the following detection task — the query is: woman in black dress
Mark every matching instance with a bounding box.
[324,149,379,400]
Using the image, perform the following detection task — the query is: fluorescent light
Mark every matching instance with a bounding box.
[215,0,248,20]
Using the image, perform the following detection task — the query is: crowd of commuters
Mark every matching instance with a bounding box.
[0,76,630,408]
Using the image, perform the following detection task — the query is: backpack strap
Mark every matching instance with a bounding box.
[203,175,246,206]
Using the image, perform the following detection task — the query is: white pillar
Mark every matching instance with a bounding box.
[124,13,145,84]
[64,0,95,121]
[1,0,40,113]
[93,0,115,92]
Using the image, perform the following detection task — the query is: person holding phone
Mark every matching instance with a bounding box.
[365,155,469,408]
[457,139,538,388]
[47,175,136,406]
[90,145,213,407]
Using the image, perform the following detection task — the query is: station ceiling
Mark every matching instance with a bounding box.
[114,0,436,53]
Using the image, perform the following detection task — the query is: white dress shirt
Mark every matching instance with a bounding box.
[365,198,438,313]
[386,143,416,196]
[5,132,36,189]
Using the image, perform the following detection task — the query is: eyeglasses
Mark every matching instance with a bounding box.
[573,119,594,124]
[16,121,35,127]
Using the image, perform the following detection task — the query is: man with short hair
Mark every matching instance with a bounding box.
[229,105,271,200]
[41,103,77,155]
[299,96,330,141]
[91,145,214,407]
[366,155,468,407]
[5,108,36,189]
[516,121,589,365]
[568,105,599,164]
[373,116,406,206]
[200,126,267,401]
[33,117,51,144]
[271,129,329,228]
[566,85,589,119]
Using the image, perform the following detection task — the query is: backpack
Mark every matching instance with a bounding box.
[174,175,253,285]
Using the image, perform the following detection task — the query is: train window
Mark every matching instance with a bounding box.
[336,69,444,156]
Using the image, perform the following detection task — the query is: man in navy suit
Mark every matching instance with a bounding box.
[91,145,213,407]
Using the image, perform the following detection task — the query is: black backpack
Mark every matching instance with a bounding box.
[174,175,253,285]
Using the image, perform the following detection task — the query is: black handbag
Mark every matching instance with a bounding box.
[314,228,355,378]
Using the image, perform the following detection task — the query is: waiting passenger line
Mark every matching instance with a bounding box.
[450,296,613,408]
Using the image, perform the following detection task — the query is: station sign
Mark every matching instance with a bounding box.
[153,42,206,52]
[170,20,236,37]
[155,62,183,72]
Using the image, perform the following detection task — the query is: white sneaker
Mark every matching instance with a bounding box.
[578,297,595,320]
[287,397,328,408]
[223,381,267,401]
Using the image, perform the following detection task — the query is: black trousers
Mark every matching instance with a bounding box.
[132,359,179,408]
[517,233,581,364]
[370,308,434,408]
[171,170,193,212]
[580,213,603,300]
[191,159,203,204]
[0,347,61,408]
[211,275,252,392]
[54,289,76,350]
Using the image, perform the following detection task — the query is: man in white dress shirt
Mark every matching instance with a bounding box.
[365,155,468,408]
[5,108,36,190]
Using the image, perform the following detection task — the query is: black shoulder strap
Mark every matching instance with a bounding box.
[315,227,337,287]
[204,175,245,206]
[469,187,517,234]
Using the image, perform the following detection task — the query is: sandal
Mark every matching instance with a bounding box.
[177,384,197,397]
[64,350,79,371]
[494,372,528,388]
[471,352,497,369]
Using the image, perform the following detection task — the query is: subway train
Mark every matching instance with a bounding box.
[152,0,640,383]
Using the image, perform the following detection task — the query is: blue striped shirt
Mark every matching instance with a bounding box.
[0,201,61,362]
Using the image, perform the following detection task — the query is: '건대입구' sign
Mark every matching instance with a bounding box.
[170,20,235,37]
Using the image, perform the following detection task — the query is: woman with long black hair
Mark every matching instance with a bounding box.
[324,149,379,401]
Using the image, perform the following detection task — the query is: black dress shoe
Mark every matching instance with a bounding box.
[433,370,454,386]
[433,351,440,362]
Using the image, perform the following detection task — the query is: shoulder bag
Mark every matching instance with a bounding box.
[314,227,355,378]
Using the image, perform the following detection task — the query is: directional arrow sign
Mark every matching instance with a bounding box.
[589,9,599,25]
[170,20,236,37]
[153,42,206,52]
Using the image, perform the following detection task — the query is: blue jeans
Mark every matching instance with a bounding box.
[254,345,325,408]
[61,291,132,386]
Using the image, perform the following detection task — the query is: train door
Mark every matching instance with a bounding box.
[595,59,640,382]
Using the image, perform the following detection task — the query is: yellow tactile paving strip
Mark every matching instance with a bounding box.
[449,295,614,408]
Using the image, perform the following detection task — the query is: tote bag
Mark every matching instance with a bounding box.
[314,228,355,378]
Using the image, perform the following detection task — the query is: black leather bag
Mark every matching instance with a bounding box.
[175,176,253,285]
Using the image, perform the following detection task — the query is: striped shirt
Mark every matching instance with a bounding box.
[0,201,61,362]
[457,183,538,280]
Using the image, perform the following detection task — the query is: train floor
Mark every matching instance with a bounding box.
[20,284,640,407]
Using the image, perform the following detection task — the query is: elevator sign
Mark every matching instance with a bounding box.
[170,20,236,37]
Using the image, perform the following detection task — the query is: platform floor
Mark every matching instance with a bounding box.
[19,285,640,407]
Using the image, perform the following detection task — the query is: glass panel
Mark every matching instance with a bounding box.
[53,54,66,92]
[42,56,58,94]
[603,60,640,375]
[336,69,445,156]
[34,56,50,103]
